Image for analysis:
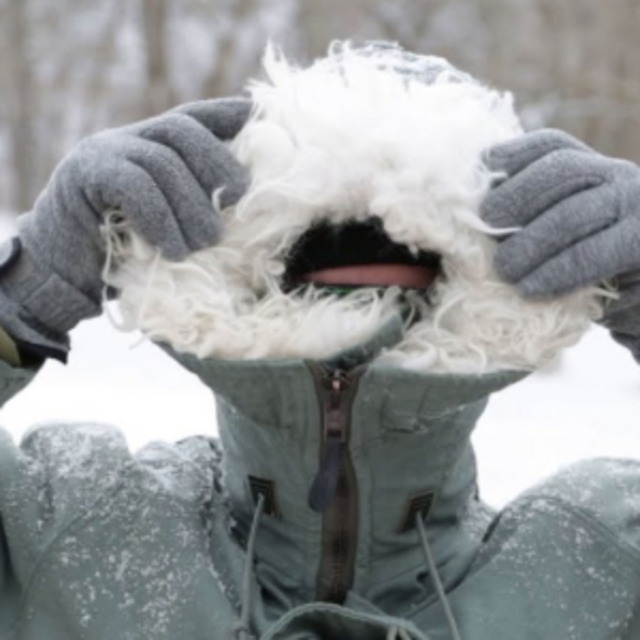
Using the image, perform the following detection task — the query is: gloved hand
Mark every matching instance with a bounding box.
[481,129,640,362]
[0,97,252,361]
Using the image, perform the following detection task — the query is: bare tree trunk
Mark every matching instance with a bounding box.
[141,0,174,116]
[76,0,126,134]
[201,0,259,98]
[6,0,37,211]
[374,0,442,52]
[609,0,640,160]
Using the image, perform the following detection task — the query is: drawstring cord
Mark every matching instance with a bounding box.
[232,494,265,640]
[387,625,413,639]
[230,495,459,640]
[415,514,462,640]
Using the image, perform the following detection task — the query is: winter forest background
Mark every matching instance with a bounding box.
[0,0,639,506]
[2,0,640,211]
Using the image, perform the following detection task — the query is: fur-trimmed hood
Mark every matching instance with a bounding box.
[106,43,604,374]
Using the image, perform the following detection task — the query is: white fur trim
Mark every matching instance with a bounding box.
[105,44,604,373]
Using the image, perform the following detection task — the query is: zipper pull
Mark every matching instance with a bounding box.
[308,371,350,512]
[308,437,342,512]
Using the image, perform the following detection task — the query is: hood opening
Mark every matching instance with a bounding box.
[281,217,443,293]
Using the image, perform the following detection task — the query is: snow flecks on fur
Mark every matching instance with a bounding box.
[105,44,604,373]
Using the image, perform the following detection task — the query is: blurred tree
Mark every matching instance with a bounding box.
[293,0,370,61]
[200,0,261,97]
[172,0,295,99]
[0,0,639,212]
[3,0,37,211]
[141,0,174,116]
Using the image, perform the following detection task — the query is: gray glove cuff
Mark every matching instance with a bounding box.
[0,237,100,359]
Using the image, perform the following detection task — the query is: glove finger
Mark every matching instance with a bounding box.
[516,218,640,297]
[172,97,253,140]
[124,139,222,253]
[481,149,608,230]
[484,128,593,178]
[134,112,249,209]
[85,155,190,260]
[494,185,619,283]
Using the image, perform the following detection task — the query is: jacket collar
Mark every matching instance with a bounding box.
[160,316,527,613]
[162,311,527,423]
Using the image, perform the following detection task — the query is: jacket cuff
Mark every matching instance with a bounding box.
[0,324,20,367]
[21,272,100,336]
[0,357,41,408]
[0,291,69,363]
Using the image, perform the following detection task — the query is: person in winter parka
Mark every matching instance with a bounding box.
[0,42,639,640]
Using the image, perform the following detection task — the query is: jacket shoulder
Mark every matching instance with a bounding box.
[0,423,131,569]
[0,424,220,582]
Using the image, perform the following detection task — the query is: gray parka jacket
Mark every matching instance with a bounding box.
[1,316,639,640]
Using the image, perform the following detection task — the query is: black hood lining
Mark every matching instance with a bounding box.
[282,217,442,289]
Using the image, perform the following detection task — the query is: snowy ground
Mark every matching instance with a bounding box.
[0,214,638,508]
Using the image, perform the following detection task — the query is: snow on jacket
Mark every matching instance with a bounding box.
[1,316,640,640]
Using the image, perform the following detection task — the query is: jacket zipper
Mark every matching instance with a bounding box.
[307,362,364,604]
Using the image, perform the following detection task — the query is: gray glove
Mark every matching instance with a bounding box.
[0,97,252,361]
[481,129,640,361]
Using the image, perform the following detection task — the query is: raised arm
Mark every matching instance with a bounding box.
[0,98,251,363]
[0,99,251,634]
